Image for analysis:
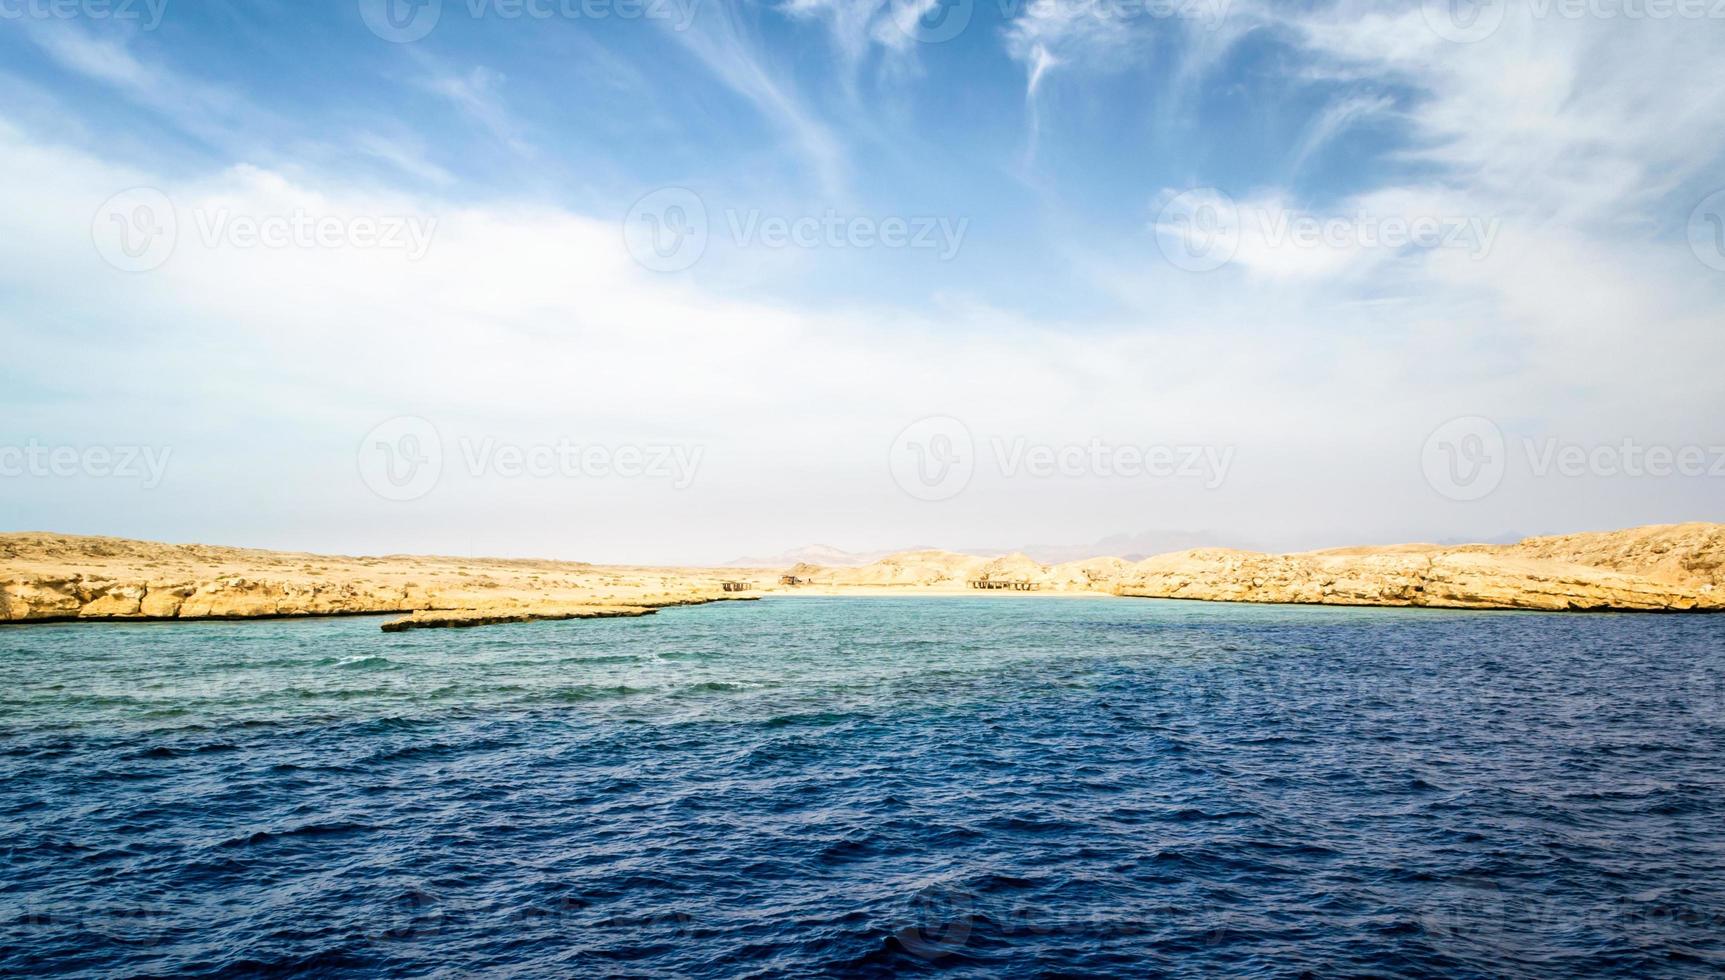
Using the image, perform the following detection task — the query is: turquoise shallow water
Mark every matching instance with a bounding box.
[1,597,1723,976]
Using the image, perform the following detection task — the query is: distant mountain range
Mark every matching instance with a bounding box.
[999,530,1264,564]
[725,544,933,568]
[727,531,1261,568]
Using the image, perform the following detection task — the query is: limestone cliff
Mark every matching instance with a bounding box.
[0,533,758,629]
[777,523,1725,611]
[2,524,1720,626]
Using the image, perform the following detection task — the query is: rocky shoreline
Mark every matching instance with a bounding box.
[0,535,761,632]
[2,524,1720,630]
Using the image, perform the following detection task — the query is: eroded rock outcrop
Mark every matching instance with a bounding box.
[1111,545,1721,611]
[779,523,1725,612]
[0,533,756,629]
[2,524,1720,626]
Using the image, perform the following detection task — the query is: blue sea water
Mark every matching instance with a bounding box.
[1,597,1722,978]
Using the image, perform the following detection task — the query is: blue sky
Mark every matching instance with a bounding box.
[1,0,1723,562]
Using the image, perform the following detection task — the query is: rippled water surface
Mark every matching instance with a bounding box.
[2,597,1723,977]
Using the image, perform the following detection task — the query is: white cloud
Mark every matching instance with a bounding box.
[1004,0,1138,69]
[1260,1,1725,224]
[28,25,259,150]
[4,3,1723,559]
[662,5,851,199]
[415,63,535,156]
[5,105,1720,563]
[1285,93,1395,177]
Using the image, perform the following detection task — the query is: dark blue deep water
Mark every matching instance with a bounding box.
[2,597,1723,977]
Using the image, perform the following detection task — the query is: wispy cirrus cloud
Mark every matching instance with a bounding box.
[28,24,263,151]
[415,62,535,157]
[1258,1,1725,223]
[661,3,851,198]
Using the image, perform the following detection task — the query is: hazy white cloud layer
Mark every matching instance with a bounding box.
[1,2,1722,563]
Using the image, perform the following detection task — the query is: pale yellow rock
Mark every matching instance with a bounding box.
[140,585,190,618]
[1,580,83,620]
[0,533,760,627]
[1112,531,1725,611]
[1,524,1721,628]
[379,603,665,632]
[747,525,1725,611]
[79,584,145,618]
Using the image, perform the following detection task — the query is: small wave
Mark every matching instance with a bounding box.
[762,711,859,728]
[1171,807,1258,822]
[219,821,374,849]
[351,716,437,735]
[538,684,654,704]
[675,680,766,696]
[139,707,192,719]
[206,947,371,974]
[126,742,239,760]
[333,655,395,670]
